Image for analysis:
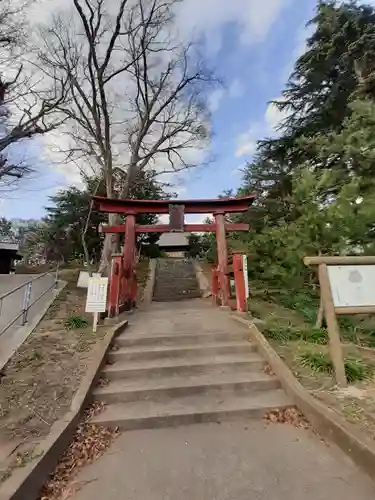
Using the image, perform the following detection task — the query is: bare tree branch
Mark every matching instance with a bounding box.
[38,0,217,274]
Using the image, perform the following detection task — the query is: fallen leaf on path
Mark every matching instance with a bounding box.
[39,403,119,500]
[264,407,310,429]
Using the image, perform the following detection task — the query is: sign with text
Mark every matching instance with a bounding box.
[327,265,375,307]
[242,255,249,298]
[85,277,108,313]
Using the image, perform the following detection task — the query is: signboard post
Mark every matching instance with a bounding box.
[85,277,108,332]
[304,255,375,387]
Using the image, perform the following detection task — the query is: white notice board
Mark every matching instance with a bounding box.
[85,277,108,313]
[327,265,375,307]
[242,255,249,298]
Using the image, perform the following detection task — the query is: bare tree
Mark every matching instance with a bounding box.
[0,0,69,190]
[38,0,217,275]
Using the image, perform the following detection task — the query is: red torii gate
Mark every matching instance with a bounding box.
[92,194,255,316]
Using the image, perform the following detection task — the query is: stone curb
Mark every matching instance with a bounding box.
[140,259,156,309]
[192,260,211,298]
[0,320,128,500]
[232,314,375,479]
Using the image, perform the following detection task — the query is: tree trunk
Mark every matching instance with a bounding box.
[98,164,137,276]
[98,213,120,276]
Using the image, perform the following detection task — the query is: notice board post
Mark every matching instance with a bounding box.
[304,255,375,387]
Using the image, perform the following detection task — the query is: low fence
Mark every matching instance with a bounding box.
[0,269,59,338]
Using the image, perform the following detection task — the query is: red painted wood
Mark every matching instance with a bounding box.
[214,213,230,306]
[102,223,250,233]
[92,195,255,215]
[212,267,219,306]
[108,256,122,317]
[232,253,247,313]
[122,215,136,310]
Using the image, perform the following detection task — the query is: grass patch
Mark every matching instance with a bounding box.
[265,324,328,345]
[64,315,89,330]
[299,352,332,374]
[299,351,373,383]
[264,325,300,343]
[300,327,328,345]
[274,290,319,325]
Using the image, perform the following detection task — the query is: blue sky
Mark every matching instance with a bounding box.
[1,0,317,221]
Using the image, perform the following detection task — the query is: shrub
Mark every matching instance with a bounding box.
[64,315,89,330]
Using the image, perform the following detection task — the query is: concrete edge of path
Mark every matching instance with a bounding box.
[0,319,128,500]
[193,260,212,298]
[232,313,375,480]
[140,259,156,309]
[0,280,68,371]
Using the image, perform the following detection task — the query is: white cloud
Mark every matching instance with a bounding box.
[265,98,289,132]
[208,88,225,112]
[235,129,258,158]
[176,0,288,54]
[282,23,313,82]
[26,0,289,185]
[235,96,290,158]
[228,79,245,99]
[208,79,245,113]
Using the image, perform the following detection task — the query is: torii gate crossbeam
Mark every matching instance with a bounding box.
[92,194,255,316]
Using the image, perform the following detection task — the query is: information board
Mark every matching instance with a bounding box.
[85,277,108,313]
[242,255,249,298]
[327,265,375,307]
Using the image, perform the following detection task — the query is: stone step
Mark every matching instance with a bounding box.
[91,389,292,430]
[153,287,200,292]
[154,281,199,287]
[154,283,198,287]
[107,342,256,363]
[153,287,200,293]
[115,331,247,348]
[153,295,201,302]
[93,372,280,404]
[102,353,265,380]
[155,275,197,279]
[153,289,200,296]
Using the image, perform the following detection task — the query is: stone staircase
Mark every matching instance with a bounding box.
[152,258,201,302]
[90,303,292,431]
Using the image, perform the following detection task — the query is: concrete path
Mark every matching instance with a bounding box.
[73,421,375,499]
[0,273,59,369]
[72,299,375,499]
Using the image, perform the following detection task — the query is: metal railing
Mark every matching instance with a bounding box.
[0,268,59,337]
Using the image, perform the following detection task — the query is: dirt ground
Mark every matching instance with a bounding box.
[0,264,150,481]
[0,270,103,442]
[247,290,375,441]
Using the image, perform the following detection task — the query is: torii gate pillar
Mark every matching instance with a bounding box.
[214,213,230,306]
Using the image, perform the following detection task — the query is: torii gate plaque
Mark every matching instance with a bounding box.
[92,195,255,316]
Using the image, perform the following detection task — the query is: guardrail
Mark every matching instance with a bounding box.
[0,268,59,337]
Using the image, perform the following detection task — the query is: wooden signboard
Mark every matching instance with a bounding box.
[85,277,108,332]
[304,256,375,387]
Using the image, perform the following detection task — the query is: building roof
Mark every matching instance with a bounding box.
[0,242,19,251]
[157,233,189,248]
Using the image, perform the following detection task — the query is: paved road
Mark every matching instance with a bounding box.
[73,421,375,500]
[0,273,57,369]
